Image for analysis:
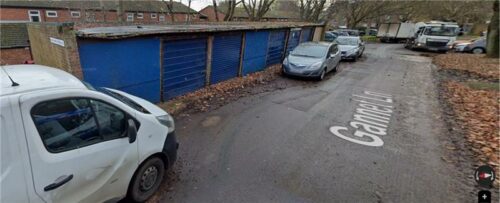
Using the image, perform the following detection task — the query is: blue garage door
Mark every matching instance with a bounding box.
[300,27,313,42]
[79,38,161,103]
[163,37,207,100]
[211,32,242,84]
[286,29,301,53]
[242,31,270,75]
[266,30,286,66]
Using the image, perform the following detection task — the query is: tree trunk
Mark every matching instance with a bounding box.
[212,0,220,21]
[486,0,499,58]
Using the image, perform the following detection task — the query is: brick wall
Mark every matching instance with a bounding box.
[27,23,83,79]
[0,7,200,23]
[0,47,32,65]
[199,7,226,22]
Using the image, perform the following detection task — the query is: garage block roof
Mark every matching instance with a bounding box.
[77,22,324,39]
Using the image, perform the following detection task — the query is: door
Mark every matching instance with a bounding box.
[300,27,313,42]
[266,30,286,66]
[286,29,301,54]
[163,37,207,100]
[242,31,270,75]
[20,90,139,202]
[28,10,41,22]
[211,33,242,84]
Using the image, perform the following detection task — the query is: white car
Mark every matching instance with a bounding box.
[0,65,177,202]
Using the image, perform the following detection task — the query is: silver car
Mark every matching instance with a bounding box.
[336,36,365,61]
[282,42,341,80]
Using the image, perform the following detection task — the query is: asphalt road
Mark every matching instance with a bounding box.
[161,44,473,202]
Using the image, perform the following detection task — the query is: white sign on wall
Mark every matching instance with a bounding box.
[49,37,65,47]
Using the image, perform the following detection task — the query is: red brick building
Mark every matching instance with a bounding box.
[199,6,299,22]
[0,0,201,23]
[199,6,226,22]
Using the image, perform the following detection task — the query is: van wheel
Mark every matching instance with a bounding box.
[129,157,165,202]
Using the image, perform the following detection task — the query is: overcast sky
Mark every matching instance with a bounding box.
[176,0,212,11]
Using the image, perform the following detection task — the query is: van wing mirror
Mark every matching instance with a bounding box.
[127,119,137,143]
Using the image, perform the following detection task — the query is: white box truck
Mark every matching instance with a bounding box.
[377,22,415,42]
[404,21,460,52]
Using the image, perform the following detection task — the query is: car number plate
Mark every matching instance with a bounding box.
[428,47,438,51]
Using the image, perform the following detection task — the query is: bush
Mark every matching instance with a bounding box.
[361,35,378,43]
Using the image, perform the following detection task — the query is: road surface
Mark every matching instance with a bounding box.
[160,44,472,202]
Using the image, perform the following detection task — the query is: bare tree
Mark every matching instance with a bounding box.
[487,0,499,58]
[186,0,192,23]
[221,0,241,21]
[298,0,326,22]
[162,0,176,22]
[241,0,276,21]
[334,0,395,28]
[212,0,220,21]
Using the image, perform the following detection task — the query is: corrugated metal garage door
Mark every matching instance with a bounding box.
[79,38,161,103]
[300,27,313,42]
[211,32,242,84]
[242,31,270,75]
[286,29,301,53]
[266,30,286,66]
[163,37,207,100]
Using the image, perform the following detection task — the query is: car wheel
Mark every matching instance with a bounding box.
[333,63,339,72]
[318,68,326,81]
[128,157,165,202]
[352,55,358,62]
[472,48,484,54]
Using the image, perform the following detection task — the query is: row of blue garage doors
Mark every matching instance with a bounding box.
[78,27,315,103]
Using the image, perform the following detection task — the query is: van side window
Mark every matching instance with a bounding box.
[90,100,127,140]
[31,99,101,153]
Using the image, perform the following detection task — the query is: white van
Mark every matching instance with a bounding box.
[0,65,178,202]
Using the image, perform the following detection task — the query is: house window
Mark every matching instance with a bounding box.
[28,10,41,22]
[71,11,81,18]
[137,13,144,19]
[127,13,134,22]
[151,13,157,18]
[46,10,58,18]
[159,14,165,22]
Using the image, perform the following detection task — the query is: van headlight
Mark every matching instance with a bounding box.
[156,114,175,133]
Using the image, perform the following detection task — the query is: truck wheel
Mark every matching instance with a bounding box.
[128,157,165,202]
[472,48,485,54]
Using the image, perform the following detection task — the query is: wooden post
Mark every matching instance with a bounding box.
[238,32,246,77]
[205,35,214,86]
[282,29,290,61]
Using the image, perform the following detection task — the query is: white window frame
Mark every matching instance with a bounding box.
[126,13,134,22]
[159,14,165,22]
[151,13,157,18]
[46,10,58,18]
[137,13,144,19]
[70,11,81,18]
[28,10,42,22]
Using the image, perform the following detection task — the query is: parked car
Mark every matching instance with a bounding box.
[454,37,486,54]
[0,65,178,203]
[369,29,378,36]
[335,36,365,61]
[324,31,338,42]
[339,29,360,36]
[283,42,341,80]
[333,30,350,36]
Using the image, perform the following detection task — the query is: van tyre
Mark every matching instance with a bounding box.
[129,157,165,202]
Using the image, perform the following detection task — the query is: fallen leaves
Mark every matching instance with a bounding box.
[158,65,283,115]
[443,81,499,185]
[433,53,499,80]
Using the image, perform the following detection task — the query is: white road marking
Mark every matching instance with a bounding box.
[330,90,394,147]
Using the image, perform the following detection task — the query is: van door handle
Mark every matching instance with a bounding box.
[44,174,73,191]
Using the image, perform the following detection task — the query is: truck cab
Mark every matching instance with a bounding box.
[0,65,177,202]
[407,21,459,52]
